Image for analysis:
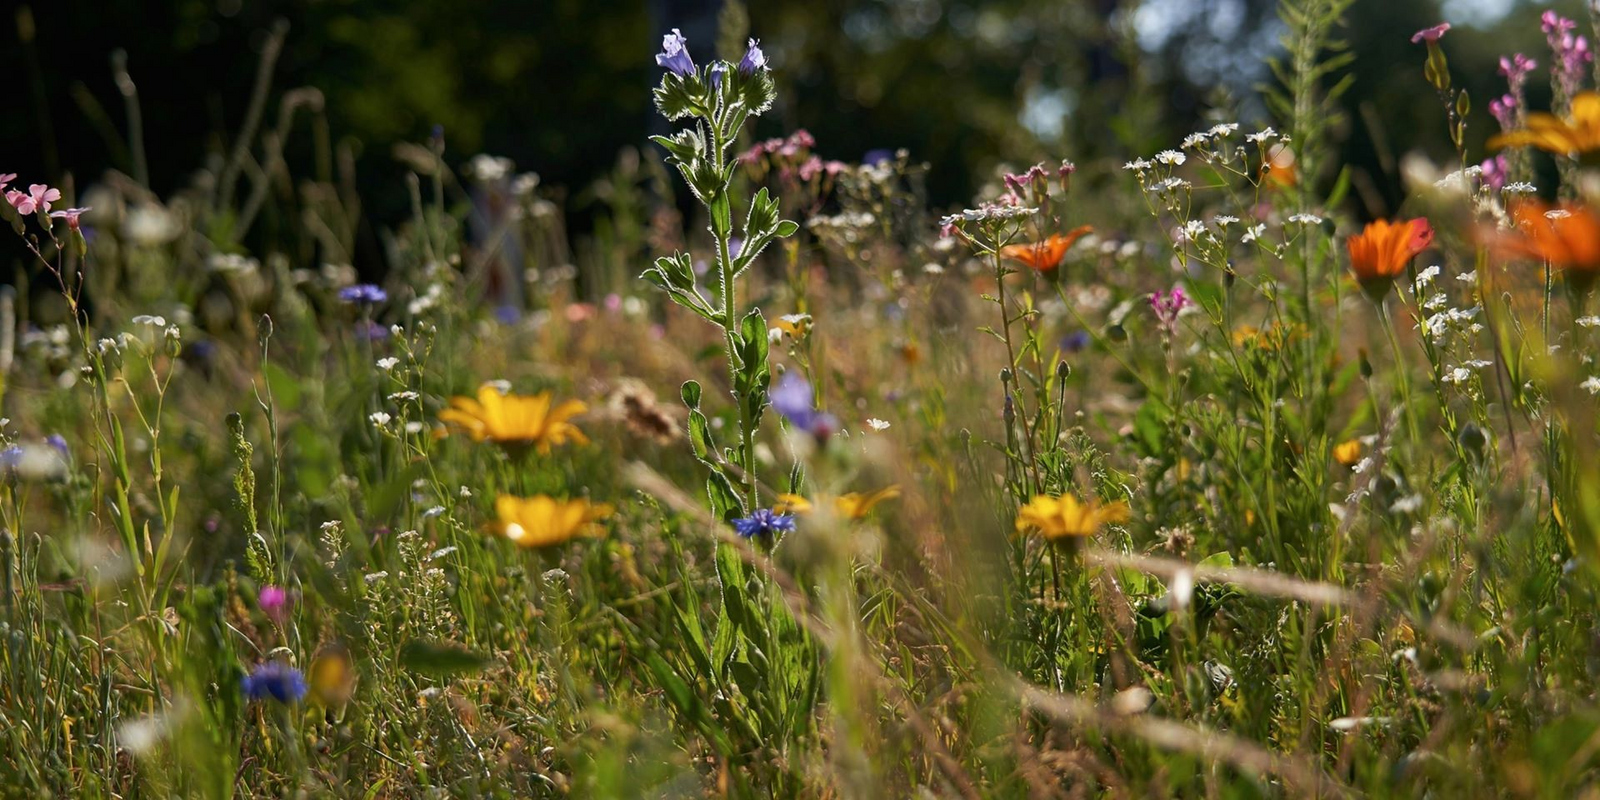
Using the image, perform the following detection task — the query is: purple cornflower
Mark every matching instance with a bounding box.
[259,585,290,622]
[738,38,767,75]
[769,372,838,438]
[338,284,387,305]
[1150,287,1192,334]
[732,508,795,539]
[656,28,695,77]
[241,661,307,703]
[1410,23,1450,45]
[1499,53,1537,95]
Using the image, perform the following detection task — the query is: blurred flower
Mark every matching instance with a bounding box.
[338,284,388,305]
[308,642,357,707]
[1543,12,1592,97]
[769,372,838,438]
[1332,439,1363,467]
[656,28,695,76]
[1346,218,1433,294]
[738,38,767,74]
[0,173,13,192]
[259,585,290,622]
[1410,23,1449,44]
[1499,53,1537,94]
[1489,92,1600,155]
[731,508,795,539]
[776,486,900,519]
[1015,493,1129,541]
[1060,330,1092,353]
[48,207,90,230]
[1149,287,1192,333]
[1480,155,1508,192]
[769,313,812,342]
[492,494,612,547]
[999,225,1093,271]
[1490,200,1600,286]
[242,661,307,703]
[439,386,588,452]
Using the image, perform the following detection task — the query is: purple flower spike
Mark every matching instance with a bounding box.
[656,28,696,76]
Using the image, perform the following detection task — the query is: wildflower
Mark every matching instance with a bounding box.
[1346,217,1433,297]
[731,508,795,539]
[1499,53,1536,94]
[1480,155,1508,192]
[1332,439,1363,466]
[369,412,391,428]
[438,385,589,452]
[338,284,387,305]
[1245,127,1277,143]
[376,357,399,370]
[738,38,767,74]
[7,184,60,216]
[1489,199,1600,291]
[1061,329,1092,353]
[1490,92,1600,156]
[769,372,838,438]
[259,585,289,622]
[308,642,357,707]
[1261,143,1297,188]
[1149,287,1192,333]
[0,173,12,192]
[866,418,890,431]
[1582,376,1600,394]
[242,661,307,703]
[835,486,901,519]
[1543,12,1592,97]
[998,225,1093,271]
[48,207,91,230]
[1155,150,1185,165]
[1410,23,1450,44]
[656,28,695,76]
[1014,493,1130,541]
[492,494,612,547]
[709,63,727,91]
[1123,158,1152,172]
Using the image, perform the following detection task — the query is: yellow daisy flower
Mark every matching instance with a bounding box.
[492,494,612,548]
[1489,91,1600,156]
[439,385,588,452]
[1332,439,1363,467]
[1014,493,1129,541]
[773,485,901,520]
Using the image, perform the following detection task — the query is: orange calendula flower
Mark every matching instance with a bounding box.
[1332,439,1363,467]
[775,486,901,520]
[1346,217,1434,295]
[1491,199,1600,283]
[492,494,612,548]
[1014,493,1129,541]
[1000,225,1093,271]
[439,385,588,452]
[1488,92,1600,156]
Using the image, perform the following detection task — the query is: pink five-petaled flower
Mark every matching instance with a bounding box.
[0,173,14,193]
[49,207,91,230]
[1411,23,1450,44]
[10,184,61,216]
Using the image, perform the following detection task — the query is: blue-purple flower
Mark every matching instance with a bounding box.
[709,63,727,91]
[770,372,838,438]
[242,661,307,703]
[738,38,767,75]
[656,28,696,76]
[732,508,795,539]
[338,284,387,305]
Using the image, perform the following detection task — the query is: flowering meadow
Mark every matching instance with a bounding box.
[6,2,1600,797]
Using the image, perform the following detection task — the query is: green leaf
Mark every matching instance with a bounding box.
[398,639,490,677]
[681,380,703,409]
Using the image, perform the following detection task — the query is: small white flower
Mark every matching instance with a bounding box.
[1352,456,1375,474]
[1155,150,1186,165]
[1212,215,1239,227]
[1422,293,1449,311]
[460,485,473,498]
[1456,271,1477,283]
[1581,376,1600,394]
[1182,132,1210,149]
[1123,158,1152,172]
[422,506,446,519]
[388,391,419,402]
[1151,177,1189,192]
[1389,494,1424,514]
[1208,123,1240,137]
[1464,359,1493,369]
[132,315,166,327]
[1181,220,1207,241]
[377,357,399,370]
[1578,316,1600,328]
[369,411,392,427]
[1546,209,1573,220]
[1414,265,1440,286]
[1287,213,1323,225]
[1242,224,1267,243]
[922,262,945,275]
[404,421,425,434]
[364,571,389,584]
[1503,182,1538,194]
[866,418,890,431]
[1443,367,1472,384]
[1246,127,1277,143]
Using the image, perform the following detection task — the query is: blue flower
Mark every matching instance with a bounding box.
[732,508,795,539]
[338,284,387,305]
[45,435,68,458]
[769,372,838,438]
[1061,330,1091,354]
[656,28,696,76]
[709,63,727,91]
[738,38,767,75]
[862,149,894,167]
[242,661,307,703]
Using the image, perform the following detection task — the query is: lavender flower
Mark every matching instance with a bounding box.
[241,661,307,703]
[338,284,387,305]
[656,28,695,77]
[709,63,727,91]
[769,372,838,438]
[738,38,767,75]
[732,508,795,539]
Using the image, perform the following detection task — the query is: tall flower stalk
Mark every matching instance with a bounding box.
[644,33,795,520]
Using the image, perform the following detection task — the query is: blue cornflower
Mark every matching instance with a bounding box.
[769,372,838,438]
[737,38,767,75]
[709,63,727,91]
[1061,330,1092,354]
[732,508,795,539]
[45,435,68,458]
[338,284,387,305]
[242,661,307,703]
[656,28,696,76]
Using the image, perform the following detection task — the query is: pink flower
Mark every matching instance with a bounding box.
[0,173,14,193]
[1499,53,1537,93]
[49,207,91,230]
[1150,287,1192,334]
[1411,23,1450,44]
[11,184,61,216]
[258,585,290,622]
